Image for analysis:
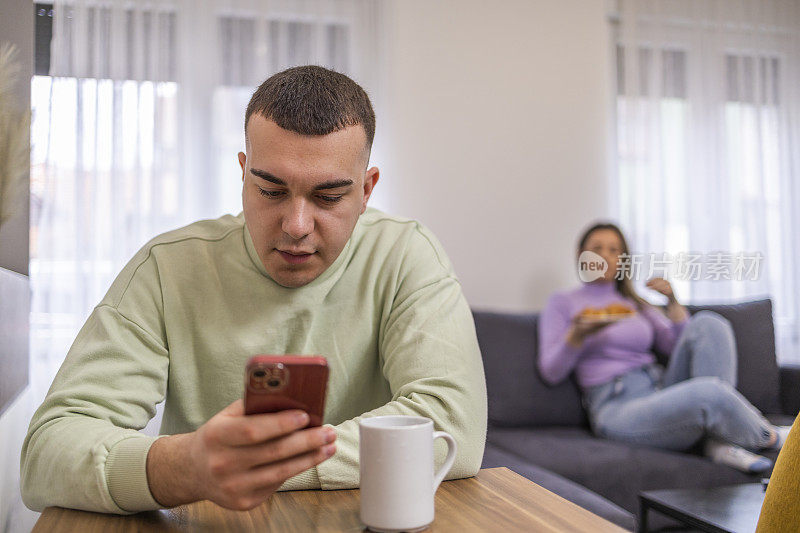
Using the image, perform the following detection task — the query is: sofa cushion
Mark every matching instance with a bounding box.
[685,299,781,414]
[487,426,777,514]
[473,311,587,428]
[482,444,636,531]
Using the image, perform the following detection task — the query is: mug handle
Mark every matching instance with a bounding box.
[431,431,458,491]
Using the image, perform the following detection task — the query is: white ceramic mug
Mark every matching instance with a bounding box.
[359,415,458,532]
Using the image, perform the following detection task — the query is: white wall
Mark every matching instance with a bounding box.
[0,391,39,532]
[373,0,611,311]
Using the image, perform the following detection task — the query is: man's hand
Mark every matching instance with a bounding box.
[146,399,336,510]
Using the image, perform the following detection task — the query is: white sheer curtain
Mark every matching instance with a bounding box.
[30,0,381,405]
[611,0,800,363]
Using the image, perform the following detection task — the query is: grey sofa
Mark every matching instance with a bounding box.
[474,299,800,531]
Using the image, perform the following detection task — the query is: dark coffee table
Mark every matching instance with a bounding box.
[639,483,766,533]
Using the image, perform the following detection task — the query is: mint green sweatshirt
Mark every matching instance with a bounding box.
[20,208,487,514]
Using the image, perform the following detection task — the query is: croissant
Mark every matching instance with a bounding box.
[579,303,636,319]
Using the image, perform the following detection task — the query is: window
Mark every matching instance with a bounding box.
[611,3,800,363]
[30,0,375,404]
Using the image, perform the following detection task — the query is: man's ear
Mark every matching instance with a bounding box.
[238,152,246,181]
[360,167,380,214]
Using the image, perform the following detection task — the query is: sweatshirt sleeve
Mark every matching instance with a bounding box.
[640,304,688,355]
[537,293,584,385]
[20,251,169,514]
[279,223,487,491]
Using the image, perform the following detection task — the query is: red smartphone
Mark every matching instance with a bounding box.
[243,355,329,427]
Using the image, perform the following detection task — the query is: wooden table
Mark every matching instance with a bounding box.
[34,467,627,532]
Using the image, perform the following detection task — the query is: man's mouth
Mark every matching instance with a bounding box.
[276,249,315,265]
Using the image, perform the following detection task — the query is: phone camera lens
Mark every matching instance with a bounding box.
[253,370,266,378]
[267,378,281,388]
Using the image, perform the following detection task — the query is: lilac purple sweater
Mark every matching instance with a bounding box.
[538,281,688,388]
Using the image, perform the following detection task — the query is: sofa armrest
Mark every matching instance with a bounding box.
[780,365,800,417]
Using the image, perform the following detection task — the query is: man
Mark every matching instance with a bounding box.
[21,66,487,514]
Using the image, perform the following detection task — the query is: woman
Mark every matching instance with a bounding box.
[539,222,789,473]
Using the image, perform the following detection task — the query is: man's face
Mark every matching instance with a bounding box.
[240,115,379,288]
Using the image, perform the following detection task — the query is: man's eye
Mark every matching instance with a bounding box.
[258,188,284,198]
[317,194,344,204]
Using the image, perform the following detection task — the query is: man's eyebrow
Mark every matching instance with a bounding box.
[314,179,354,191]
[250,169,353,191]
[250,168,285,185]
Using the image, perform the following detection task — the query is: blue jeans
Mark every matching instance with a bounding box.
[583,311,774,451]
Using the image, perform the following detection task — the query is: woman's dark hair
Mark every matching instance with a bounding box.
[577,222,650,309]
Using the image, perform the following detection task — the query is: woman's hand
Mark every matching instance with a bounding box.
[646,277,675,300]
[646,277,689,323]
[565,316,614,348]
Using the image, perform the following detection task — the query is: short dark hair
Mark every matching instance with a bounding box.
[244,65,375,151]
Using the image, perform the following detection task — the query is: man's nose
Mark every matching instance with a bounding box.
[282,199,314,240]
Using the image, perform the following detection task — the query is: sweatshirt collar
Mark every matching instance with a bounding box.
[243,218,270,278]
[580,280,617,296]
